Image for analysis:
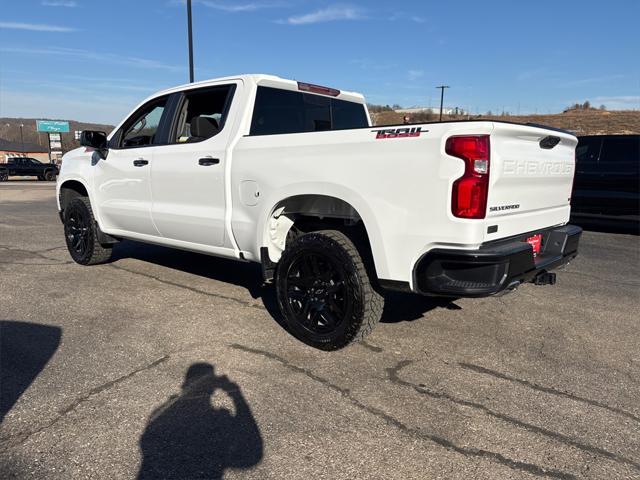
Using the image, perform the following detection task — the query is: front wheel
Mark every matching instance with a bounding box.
[63,197,112,265]
[275,230,384,350]
[44,170,57,181]
[0,171,8,181]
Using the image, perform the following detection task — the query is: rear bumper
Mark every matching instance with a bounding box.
[413,224,582,297]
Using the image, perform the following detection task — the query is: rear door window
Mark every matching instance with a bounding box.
[251,87,307,135]
[172,85,235,143]
[250,86,368,135]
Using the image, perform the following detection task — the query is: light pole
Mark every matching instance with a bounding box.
[19,124,25,152]
[436,85,449,121]
[187,0,194,83]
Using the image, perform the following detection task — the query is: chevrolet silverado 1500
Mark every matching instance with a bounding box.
[57,74,581,350]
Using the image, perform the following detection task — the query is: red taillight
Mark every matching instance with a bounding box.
[446,135,490,219]
[297,81,340,97]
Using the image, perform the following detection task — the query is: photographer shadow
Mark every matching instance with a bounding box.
[138,363,263,480]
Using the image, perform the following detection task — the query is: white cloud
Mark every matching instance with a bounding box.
[199,1,284,12]
[408,70,424,81]
[389,12,426,23]
[283,5,365,25]
[0,89,132,124]
[351,59,396,71]
[0,22,76,32]
[42,0,77,7]
[558,74,626,88]
[169,0,284,12]
[517,68,548,81]
[591,96,640,110]
[1,46,182,72]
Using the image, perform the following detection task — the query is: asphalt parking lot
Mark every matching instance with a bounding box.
[1,182,639,480]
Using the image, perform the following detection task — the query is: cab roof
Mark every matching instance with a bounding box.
[154,74,366,104]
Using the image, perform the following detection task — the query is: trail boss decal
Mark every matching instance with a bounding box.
[372,127,426,139]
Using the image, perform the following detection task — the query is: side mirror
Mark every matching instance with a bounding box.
[80,130,107,149]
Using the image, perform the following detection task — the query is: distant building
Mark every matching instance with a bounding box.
[0,138,50,163]
[396,106,467,116]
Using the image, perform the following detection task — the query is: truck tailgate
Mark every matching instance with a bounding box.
[484,123,577,241]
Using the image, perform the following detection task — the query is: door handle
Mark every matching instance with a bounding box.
[198,157,220,166]
[133,159,149,167]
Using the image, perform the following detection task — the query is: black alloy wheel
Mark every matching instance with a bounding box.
[65,201,92,260]
[63,197,113,265]
[283,251,350,336]
[276,230,383,350]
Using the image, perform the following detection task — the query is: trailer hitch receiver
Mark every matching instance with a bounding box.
[533,271,556,286]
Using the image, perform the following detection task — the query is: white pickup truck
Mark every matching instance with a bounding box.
[57,74,581,350]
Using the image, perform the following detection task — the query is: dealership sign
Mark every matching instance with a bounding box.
[36,120,70,133]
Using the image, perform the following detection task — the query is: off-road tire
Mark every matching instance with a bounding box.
[275,230,384,350]
[63,197,112,265]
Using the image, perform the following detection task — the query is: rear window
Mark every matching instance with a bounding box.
[250,86,368,136]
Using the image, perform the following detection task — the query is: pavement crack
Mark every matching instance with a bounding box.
[108,264,265,311]
[388,360,640,472]
[359,341,383,353]
[0,245,69,265]
[0,355,169,450]
[229,344,575,480]
[0,261,73,266]
[460,362,640,424]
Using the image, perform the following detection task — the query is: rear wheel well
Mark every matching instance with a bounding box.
[263,195,377,283]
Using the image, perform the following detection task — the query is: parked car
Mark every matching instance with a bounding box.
[571,134,639,231]
[0,157,59,181]
[56,74,581,350]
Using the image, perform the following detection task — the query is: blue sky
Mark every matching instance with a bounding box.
[1,0,638,124]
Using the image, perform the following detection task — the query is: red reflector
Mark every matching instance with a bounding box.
[452,176,489,219]
[446,135,490,219]
[297,81,340,97]
[526,234,542,257]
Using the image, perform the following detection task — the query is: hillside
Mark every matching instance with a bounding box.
[0,118,114,153]
[372,109,640,135]
[1,109,638,154]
